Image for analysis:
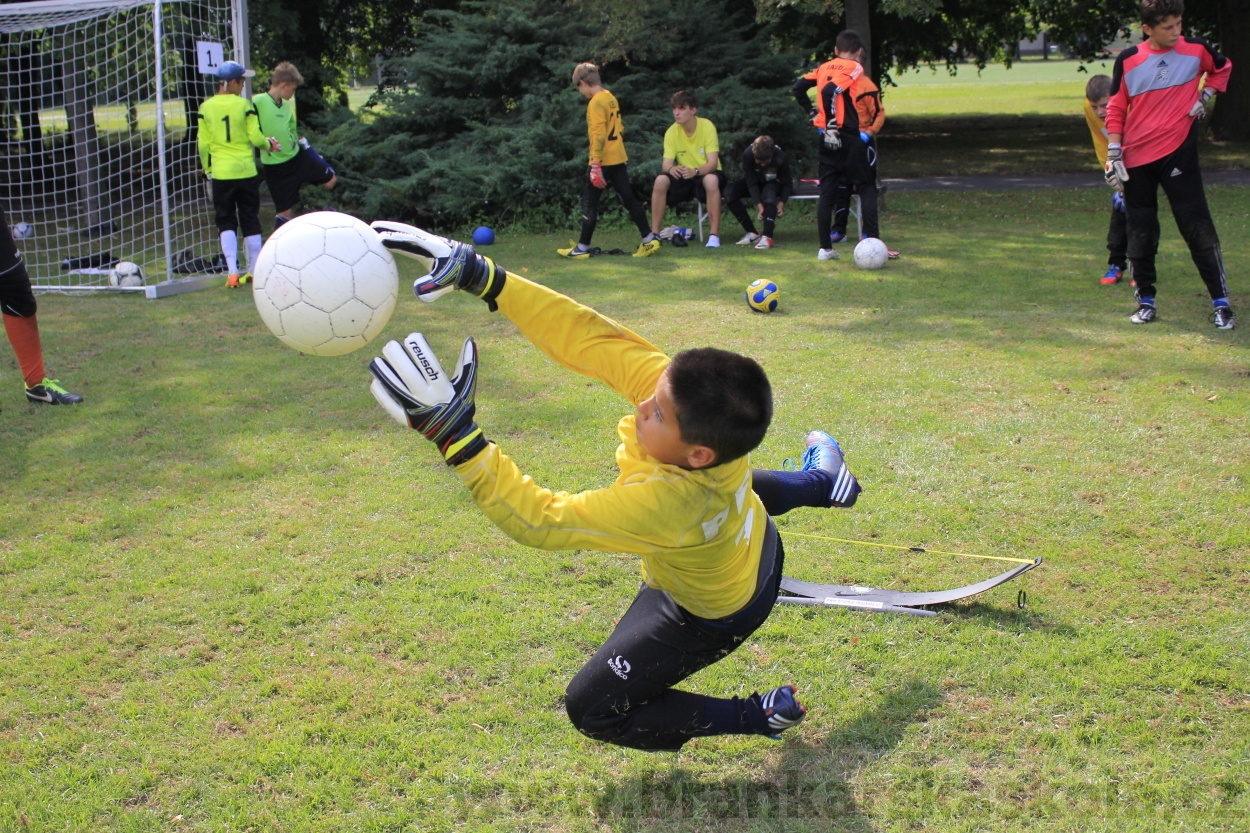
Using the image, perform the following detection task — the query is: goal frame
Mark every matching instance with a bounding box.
[0,0,251,298]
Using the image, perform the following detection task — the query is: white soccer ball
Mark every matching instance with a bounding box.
[12,221,33,240]
[108,261,145,287]
[853,237,889,270]
[252,212,399,356]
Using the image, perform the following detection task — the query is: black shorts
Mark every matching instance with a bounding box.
[1,211,36,317]
[665,170,727,206]
[211,176,263,236]
[263,146,336,213]
[818,132,874,187]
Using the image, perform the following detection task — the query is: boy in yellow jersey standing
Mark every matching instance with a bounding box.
[650,91,726,248]
[558,63,659,259]
[197,60,280,288]
[253,62,337,232]
[1083,75,1129,286]
[363,221,864,751]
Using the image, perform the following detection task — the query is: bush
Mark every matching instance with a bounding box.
[316,0,812,233]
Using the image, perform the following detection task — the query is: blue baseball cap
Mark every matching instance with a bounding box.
[216,61,255,81]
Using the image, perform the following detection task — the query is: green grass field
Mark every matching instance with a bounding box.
[3,184,1248,830]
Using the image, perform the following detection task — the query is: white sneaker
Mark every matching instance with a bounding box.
[754,236,774,249]
[706,234,721,248]
[817,248,840,261]
[736,232,761,246]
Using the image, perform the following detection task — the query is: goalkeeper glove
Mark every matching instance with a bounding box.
[589,162,606,189]
[370,221,506,309]
[859,130,871,143]
[1187,87,1215,119]
[806,107,818,125]
[369,333,487,466]
[1104,144,1128,191]
[822,126,842,150]
[265,137,282,153]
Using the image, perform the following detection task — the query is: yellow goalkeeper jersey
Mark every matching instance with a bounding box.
[454,274,767,620]
[586,89,628,166]
[196,92,268,180]
[1084,97,1110,167]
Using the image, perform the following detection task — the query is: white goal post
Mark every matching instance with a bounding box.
[1,0,250,297]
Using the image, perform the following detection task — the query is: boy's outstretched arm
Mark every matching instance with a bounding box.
[372,221,668,406]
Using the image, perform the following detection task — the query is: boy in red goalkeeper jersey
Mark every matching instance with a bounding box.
[1104,0,1234,329]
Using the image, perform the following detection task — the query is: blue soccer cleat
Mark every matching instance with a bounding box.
[1100,266,1123,285]
[801,430,861,508]
[761,685,807,739]
[829,231,847,244]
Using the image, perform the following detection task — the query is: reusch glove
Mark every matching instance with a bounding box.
[1188,87,1215,119]
[265,137,282,153]
[1104,144,1128,191]
[368,333,487,466]
[589,162,606,189]
[370,221,506,310]
[822,126,842,150]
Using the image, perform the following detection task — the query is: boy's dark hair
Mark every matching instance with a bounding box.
[835,30,865,56]
[1085,74,1112,102]
[572,62,600,87]
[667,348,772,466]
[670,90,698,109]
[752,135,775,165]
[1141,0,1183,26]
[271,61,303,86]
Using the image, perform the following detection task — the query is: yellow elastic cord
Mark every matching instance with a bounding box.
[782,531,1035,565]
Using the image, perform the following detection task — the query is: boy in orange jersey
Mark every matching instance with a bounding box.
[793,31,896,260]
[558,63,659,259]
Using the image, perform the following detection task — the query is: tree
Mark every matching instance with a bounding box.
[321,0,808,228]
[755,0,1249,139]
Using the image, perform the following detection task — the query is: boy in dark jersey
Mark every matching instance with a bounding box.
[1104,0,1234,329]
[253,62,337,232]
[725,136,793,249]
[557,63,659,259]
[0,209,82,405]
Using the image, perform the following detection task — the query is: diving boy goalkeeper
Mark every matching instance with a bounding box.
[365,222,863,751]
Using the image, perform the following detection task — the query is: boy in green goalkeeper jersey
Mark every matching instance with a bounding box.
[252,62,337,232]
[197,61,280,288]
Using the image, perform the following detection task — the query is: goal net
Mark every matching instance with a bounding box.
[1,0,248,296]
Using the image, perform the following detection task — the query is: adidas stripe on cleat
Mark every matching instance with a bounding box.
[801,430,862,507]
[761,685,807,739]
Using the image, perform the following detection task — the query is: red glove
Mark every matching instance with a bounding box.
[265,137,282,153]
[589,162,606,189]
